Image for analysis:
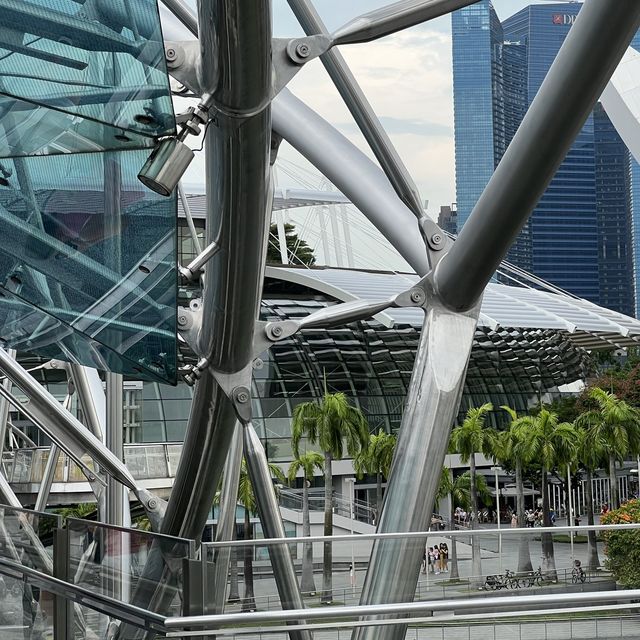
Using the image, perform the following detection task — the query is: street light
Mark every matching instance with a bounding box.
[345,477,356,591]
[491,466,502,573]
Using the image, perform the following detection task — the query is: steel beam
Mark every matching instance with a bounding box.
[212,423,243,614]
[433,0,640,312]
[0,348,15,458]
[124,6,275,623]
[352,285,479,640]
[68,364,106,442]
[243,422,310,640]
[272,89,428,276]
[287,0,424,219]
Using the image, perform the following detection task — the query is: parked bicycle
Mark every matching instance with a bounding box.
[520,567,544,588]
[571,560,586,584]
[484,569,519,590]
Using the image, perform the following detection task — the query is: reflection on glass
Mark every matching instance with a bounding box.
[0,150,177,382]
[0,0,174,158]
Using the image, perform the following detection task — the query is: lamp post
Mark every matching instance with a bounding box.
[345,477,356,592]
[567,464,575,564]
[491,466,502,573]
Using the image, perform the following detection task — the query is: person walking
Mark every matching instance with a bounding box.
[511,512,518,528]
[433,545,440,575]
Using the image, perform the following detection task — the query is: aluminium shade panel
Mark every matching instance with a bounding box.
[268,267,640,348]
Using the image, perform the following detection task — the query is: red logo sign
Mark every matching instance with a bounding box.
[552,14,563,24]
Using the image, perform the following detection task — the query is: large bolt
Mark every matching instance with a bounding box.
[295,42,310,58]
[177,314,187,327]
[165,47,177,62]
[270,324,283,338]
[430,233,443,246]
[410,290,424,304]
[147,498,158,509]
[234,388,250,404]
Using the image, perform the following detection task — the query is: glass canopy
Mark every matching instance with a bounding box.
[0,0,178,382]
[0,0,175,157]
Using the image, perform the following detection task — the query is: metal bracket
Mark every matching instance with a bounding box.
[418,216,451,270]
[272,35,330,97]
[210,364,254,425]
[177,299,202,355]
[166,37,331,110]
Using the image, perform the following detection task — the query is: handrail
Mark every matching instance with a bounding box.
[165,587,640,629]
[165,604,640,637]
[0,556,167,632]
[202,521,640,548]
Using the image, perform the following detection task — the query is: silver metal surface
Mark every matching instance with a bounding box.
[212,423,243,614]
[138,137,195,197]
[243,422,310,640]
[331,0,481,46]
[353,280,480,640]
[165,586,640,629]
[272,89,428,276]
[68,364,106,441]
[179,182,203,254]
[0,348,15,458]
[434,0,640,312]
[0,349,136,491]
[288,0,424,218]
[185,239,221,277]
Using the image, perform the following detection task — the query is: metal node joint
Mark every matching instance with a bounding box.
[418,216,449,270]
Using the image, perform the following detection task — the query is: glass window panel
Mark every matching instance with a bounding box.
[0,150,177,382]
[0,0,174,158]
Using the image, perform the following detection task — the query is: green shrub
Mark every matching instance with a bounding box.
[601,499,640,588]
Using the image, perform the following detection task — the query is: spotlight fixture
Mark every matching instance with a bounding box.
[138,102,209,197]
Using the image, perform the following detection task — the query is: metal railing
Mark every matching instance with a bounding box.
[2,443,184,485]
[0,502,638,639]
[278,488,377,524]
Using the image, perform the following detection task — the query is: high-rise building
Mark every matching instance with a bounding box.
[437,204,458,235]
[629,33,640,318]
[452,1,635,315]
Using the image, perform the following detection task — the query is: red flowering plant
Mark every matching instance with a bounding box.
[601,499,640,588]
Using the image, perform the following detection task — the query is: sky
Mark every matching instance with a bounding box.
[166,1,550,214]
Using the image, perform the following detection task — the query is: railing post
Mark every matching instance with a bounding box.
[52,524,73,639]
[183,557,215,640]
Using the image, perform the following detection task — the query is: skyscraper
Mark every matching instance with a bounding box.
[453,1,635,315]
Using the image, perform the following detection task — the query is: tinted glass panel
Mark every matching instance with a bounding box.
[0,0,174,157]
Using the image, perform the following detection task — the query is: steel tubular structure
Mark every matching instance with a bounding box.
[0,1,638,639]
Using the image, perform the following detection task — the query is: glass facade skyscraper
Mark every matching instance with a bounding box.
[453,2,635,315]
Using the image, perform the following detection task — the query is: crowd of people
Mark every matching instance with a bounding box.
[421,543,449,575]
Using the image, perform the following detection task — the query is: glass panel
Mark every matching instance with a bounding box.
[0,0,174,158]
[0,150,177,382]
[124,444,168,479]
[66,517,193,634]
[0,506,59,640]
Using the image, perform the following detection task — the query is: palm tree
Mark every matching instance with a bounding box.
[573,425,606,569]
[491,406,537,572]
[578,388,640,509]
[287,451,324,595]
[236,458,285,612]
[515,410,577,581]
[291,391,369,604]
[353,430,397,513]
[436,468,491,580]
[450,403,494,583]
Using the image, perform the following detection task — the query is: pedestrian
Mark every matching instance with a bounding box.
[527,510,535,528]
[433,545,440,574]
[427,546,435,573]
[440,543,449,573]
[511,512,518,528]
[421,549,427,574]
